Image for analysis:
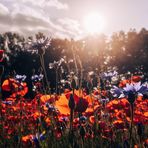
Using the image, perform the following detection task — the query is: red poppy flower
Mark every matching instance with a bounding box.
[113,120,124,129]
[98,121,106,129]
[65,91,79,104]
[131,75,142,83]
[120,98,130,108]
[103,129,113,139]
[75,97,88,113]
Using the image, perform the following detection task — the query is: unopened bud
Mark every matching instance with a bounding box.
[71,78,76,89]
[68,94,75,110]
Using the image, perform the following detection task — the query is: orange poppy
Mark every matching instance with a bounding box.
[85,107,94,116]
[55,94,70,115]
[144,112,148,118]
[2,78,28,98]
[45,117,51,126]
[22,135,32,142]
[119,79,130,88]
[89,116,95,124]
[40,95,51,104]
[2,79,14,91]
[33,111,41,119]
[11,82,28,97]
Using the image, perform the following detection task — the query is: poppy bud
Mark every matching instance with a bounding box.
[127,91,136,104]
[68,94,75,110]
[71,78,76,89]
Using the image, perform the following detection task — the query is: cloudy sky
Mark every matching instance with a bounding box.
[0,0,148,39]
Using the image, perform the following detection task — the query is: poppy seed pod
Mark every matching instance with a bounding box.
[68,94,75,110]
[127,91,136,104]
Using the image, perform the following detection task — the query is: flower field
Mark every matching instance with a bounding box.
[0,72,148,148]
[0,32,148,148]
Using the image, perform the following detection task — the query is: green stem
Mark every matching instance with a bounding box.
[71,44,78,77]
[129,103,134,148]
[55,68,58,95]
[18,98,23,148]
[40,54,51,95]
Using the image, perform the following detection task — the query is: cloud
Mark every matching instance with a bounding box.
[0,9,81,38]
[58,18,80,32]
[0,3,9,15]
[45,0,68,10]
[57,18,83,39]
[16,0,68,10]
[0,1,83,39]
[0,11,55,36]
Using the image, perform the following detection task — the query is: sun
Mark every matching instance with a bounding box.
[83,12,105,34]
